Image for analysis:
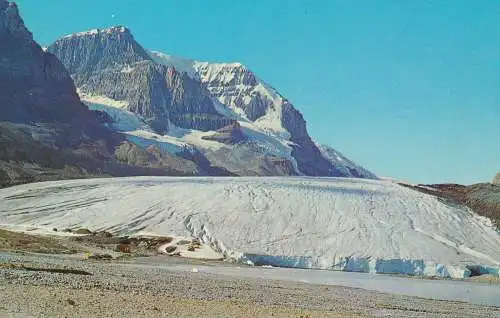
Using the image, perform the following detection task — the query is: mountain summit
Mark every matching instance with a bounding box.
[49,26,376,178]
[49,26,233,134]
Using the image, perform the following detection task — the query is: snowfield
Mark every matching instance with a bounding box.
[0,177,499,279]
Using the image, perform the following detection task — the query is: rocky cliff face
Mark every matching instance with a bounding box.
[281,101,341,176]
[0,1,111,186]
[114,141,199,176]
[1,1,375,184]
[50,27,151,76]
[0,1,89,124]
[0,1,117,146]
[48,28,233,133]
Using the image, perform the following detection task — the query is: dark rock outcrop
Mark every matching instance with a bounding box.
[201,122,246,144]
[114,141,199,176]
[0,1,120,186]
[281,101,343,176]
[176,148,236,176]
[202,143,298,177]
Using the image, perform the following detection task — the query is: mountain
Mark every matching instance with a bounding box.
[191,58,366,177]
[1,176,499,279]
[0,1,216,187]
[48,27,234,134]
[48,27,376,178]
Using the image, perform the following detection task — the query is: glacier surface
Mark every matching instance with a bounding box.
[0,177,499,279]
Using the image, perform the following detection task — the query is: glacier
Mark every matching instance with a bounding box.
[0,176,499,279]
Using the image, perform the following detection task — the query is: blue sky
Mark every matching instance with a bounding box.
[16,0,500,184]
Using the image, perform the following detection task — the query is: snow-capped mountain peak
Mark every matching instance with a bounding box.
[49,28,377,179]
[195,61,256,85]
[63,26,130,39]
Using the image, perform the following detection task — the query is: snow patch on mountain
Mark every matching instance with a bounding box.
[251,82,290,139]
[63,26,127,39]
[1,177,499,279]
[79,91,129,109]
[211,97,250,122]
[120,65,135,73]
[194,61,247,83]
[80,94,188,154]
[86,104,146,133]
[317,144,378,179]
[149,50,199,79]
[238,121,298,171]
[157,123,226,152]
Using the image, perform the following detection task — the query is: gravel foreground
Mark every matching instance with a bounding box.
[0,252,499,318]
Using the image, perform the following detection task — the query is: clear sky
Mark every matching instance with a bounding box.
[15,0,500,184]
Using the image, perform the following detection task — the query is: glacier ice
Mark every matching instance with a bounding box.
[0,176,499,279]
